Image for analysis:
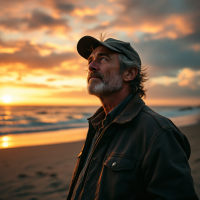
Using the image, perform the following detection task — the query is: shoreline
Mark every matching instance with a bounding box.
[1,115,199,149]
[0,127,88,149]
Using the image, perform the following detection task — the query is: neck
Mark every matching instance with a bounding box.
[98,87,131,115]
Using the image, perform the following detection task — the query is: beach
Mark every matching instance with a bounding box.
[0,140,85,200]
[0,122,200,200]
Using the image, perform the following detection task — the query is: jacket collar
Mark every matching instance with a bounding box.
[114,93,145,123]
[87,106,104,121]
[87,93,145,124]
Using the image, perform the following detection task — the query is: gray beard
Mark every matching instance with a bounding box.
[87,73,123,96]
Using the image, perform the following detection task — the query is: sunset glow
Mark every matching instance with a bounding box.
[0,128,87,149]
[0,0,199,106]
[1,136,10,148]
[2,95,12,104]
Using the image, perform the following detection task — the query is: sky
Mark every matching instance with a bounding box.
[0,0,200,106]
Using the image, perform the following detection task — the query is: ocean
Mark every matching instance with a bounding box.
[1,105,200,136]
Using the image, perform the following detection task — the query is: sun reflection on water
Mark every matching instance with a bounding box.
[2,142,9,148]
[1,136,10,148]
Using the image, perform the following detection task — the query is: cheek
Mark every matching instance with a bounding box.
[103,71,111,83]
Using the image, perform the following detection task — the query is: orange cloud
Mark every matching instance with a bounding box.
[0,9,71,36]
[45,42,75,52]
[0,47,20,53]
[72,7,99,17]
[112,13,193,40]
[150,76,177,86]
[178,68,200,89]
[0,40,78,71]
[189,44,200,52]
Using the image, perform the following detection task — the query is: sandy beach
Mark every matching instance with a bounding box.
[0,122,200,200]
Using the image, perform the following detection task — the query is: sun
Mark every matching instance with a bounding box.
[2,95,12,103]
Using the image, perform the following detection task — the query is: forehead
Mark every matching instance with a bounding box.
[89,45,118,58]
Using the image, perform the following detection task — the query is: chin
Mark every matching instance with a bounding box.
[87,82,105,95]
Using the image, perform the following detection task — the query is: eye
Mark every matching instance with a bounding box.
[88,60,93,64]
[101,57,107,61]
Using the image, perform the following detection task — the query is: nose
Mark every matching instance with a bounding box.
[88,60,99,72]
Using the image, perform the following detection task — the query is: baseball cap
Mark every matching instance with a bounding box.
[77,35,141,66]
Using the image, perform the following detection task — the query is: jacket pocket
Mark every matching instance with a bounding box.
[102,156,136,200]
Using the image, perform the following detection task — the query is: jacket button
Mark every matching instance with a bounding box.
[112,162,117,167]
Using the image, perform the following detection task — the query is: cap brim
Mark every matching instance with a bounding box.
[77,36,121,60]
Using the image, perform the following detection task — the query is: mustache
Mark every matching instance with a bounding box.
[87,72,104,82]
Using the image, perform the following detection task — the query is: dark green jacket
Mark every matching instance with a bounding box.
[67,93,198,200]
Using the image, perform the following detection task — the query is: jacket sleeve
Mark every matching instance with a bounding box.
[142,129,199,200]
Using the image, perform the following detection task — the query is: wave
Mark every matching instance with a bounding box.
[0,105,199,135]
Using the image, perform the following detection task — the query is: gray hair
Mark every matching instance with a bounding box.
[118,54,147,98]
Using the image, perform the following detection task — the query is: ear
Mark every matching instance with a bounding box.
[123,67,138,82]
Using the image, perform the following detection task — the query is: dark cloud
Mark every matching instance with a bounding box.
[0,40,78,70]
[111,0,199,30]
[147,82,200,99]
[55,3,74,13]
[0,0,76,15]
[41,0,79,14]
[131,36,200,77]
[0,39,54,51]
[0,9,71,34]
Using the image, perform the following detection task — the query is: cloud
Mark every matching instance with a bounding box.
[148,68,200,90]
[108,0,200,39]
[0,0,32,17]
[53,3,74,14]
[128,36,200,78]
[147,82,200,99]
[189,43,200,52]
[0,40,78,70]
[178,68,200,89]
[46,78,56,82]
[0,0,199,105]
[82,15,98,23]
[0,9,71,36]
[0,0,77,17]
[41,0,80,15]
[0,81,56,89]
[149,76,177,86]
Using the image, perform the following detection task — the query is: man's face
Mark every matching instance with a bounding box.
[87,45,123,97]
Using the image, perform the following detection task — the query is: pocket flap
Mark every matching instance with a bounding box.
[104,156,135,171]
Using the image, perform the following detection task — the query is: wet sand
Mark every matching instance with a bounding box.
[0,123,200,200]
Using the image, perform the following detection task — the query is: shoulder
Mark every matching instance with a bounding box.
[132,105,178,135]
[137,105,191,159]
[140,105,178,130]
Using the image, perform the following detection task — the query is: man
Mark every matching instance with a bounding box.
[67,35,198,200]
